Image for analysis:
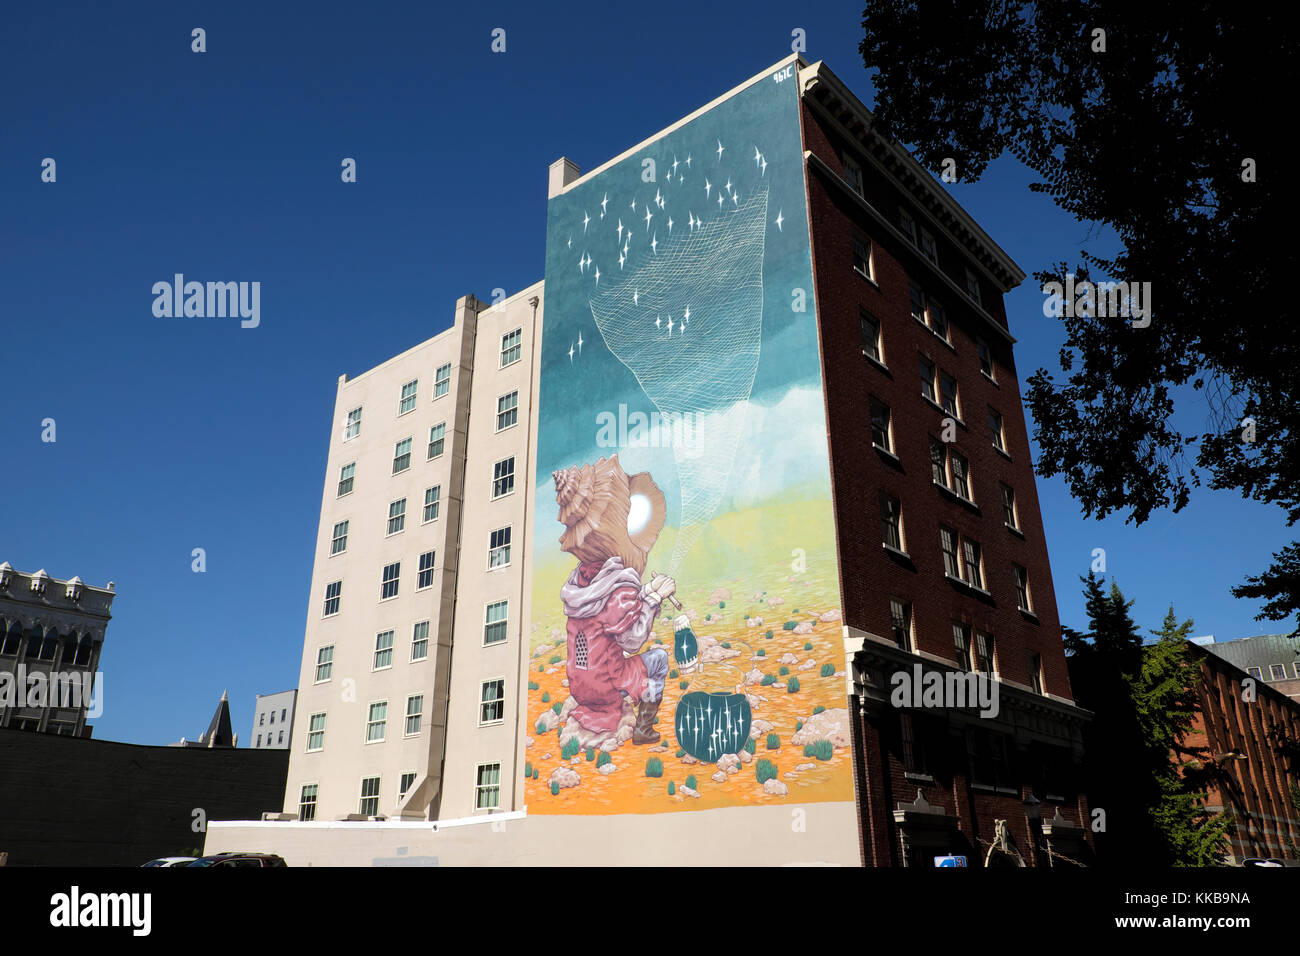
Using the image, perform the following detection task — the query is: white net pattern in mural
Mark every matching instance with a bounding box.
[589,187,769,573]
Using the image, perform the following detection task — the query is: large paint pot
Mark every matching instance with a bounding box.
[674,691,751,763]
[673,615,699,670]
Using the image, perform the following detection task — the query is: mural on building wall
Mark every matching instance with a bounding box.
[531,60,851,813]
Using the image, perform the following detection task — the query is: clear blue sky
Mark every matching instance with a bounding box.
[2,1,1288,744]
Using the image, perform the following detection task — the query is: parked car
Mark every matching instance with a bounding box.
[185,852,286,867]
[141,856,197,867]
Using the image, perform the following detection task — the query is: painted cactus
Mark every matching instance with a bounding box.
[674,690,752,762]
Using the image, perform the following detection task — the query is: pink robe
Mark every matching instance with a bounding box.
[561,557,668,733]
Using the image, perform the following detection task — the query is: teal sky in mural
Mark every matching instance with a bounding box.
[537,59,821,505]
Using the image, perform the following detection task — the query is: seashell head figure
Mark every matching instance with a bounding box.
[553,454,667,577]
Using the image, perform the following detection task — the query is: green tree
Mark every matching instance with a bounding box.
[858,2,1299,633]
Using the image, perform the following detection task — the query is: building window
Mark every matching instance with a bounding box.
[374,631,394,670]
[405,695,423,736]
[434,363,451,399]
[323,581,342,617]
[73,636,93,666]
[870,399,893,453]
[899,209,917,245]
[889,598,913,651]
[501,328,522,367]
[411,621,429,661]
[852,234,873,279]
[953,623,972,670]
[380,562,400,600]
[975,631,995,675]
[476,763,501,810]
[399,380,418,416]
[256,735,261,747]
[1294,663,1300,679]
[392,438,412,474]
[965,268,982,306]
[1,630,22,656]
[931,440,973,502]
[1001,484,1019,530]
[489,527,512,568]
[480,679,506,725]
[900,713,928,776]
[399,772,417,801]
[270,712,275,725]
[330,520,349,555]
[497,391,519,431]
[306,713,325,751]
[417,550,435,590]
[860,310,882,363]
[423,485,441,523]
[919,356,937,403]
[961,539,984,589]
[989,408,1006,452]
[919,228,938,265]
[950,450,971,500]
[927,298,949,342]
[940,526,960,578]
[338,462,356,497]
[977,338,994,379]
[484,600,509,645]
[299,784,318,821]
[315,646,334,682]
[938,372,960,417]
[1269,664,1286,681]
[427,423,446,460]
[366,703,387,743]
[880,494,904,552]
[929,437,948,486]
[1247,666,1263,680]
[1028,654,1043,694]
[909,284,926,325]
[38,636,57,661]
[345,407,362,441]
[387,498,406,535]
[359,776,380,816]
[842,153,864,195]
[493,457,516,499]
[281,709,286,721]
[1014,564,1032,612]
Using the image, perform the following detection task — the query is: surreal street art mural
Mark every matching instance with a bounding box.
[531,61,851,813]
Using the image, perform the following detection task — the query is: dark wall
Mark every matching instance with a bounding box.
[0,728,288,866]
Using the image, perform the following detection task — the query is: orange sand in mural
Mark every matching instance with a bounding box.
[525,571,854,814]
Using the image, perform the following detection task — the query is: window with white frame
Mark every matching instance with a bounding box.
[405,695,423,735]
[852,234,873,279]
[1001,484,1019,530]
[842,153,864,195]
[929,438,972,502]
[392,438,413,474]
[387,498,406,535]
[315,645,333,682]
[975,630,995,675]
[1028,653,1043,694]
[870,398,893,453]
[337,462,355,497]
[919,228,938,265]
[366,703,387,743]
[345,407,362,441]
[939,371,960,417]
[306,713,325,751]
[965,268,982,305]
[489,527,511,568]
[323,581,342,617]
[1269,664,1286,681]
[919,355,937,404]
[961,539,984,589]
[899,208,917,245]
[417,550,435,590]
[890,598,913,651]
[501,328,522,367]
[399,772,417,800]
[359,776,380,815]
[1248,666,1263,680]
[927,298,949,342]
[411,621,429,661]
[977,338,994,379]
[427,422,446,460]
[953,623,973,670]
[880,493,904,552]
[989,408,1006,452]
[476,763,501,810]
[330,520,349,555]
[860,310,882,363]
[484,600,508,645]
[909,283,927,325]
[299,784,318,821]
[373,630,394,670]
[434,363,451,399]
[940,526,961,578]
[423,485,441,523]
[380,562,400,600]
[399,380,418,415]
[480,679,505,724]
[497,390,519,430]
[492,457,515,498]
[1014,564,1032,612]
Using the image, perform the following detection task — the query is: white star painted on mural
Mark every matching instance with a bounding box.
[671,156,680,177]
[582,211,590,232]
[667,216,674,234]
[667,316,674,333]
[650,232,658,254]
[619,252,625,269]
[601,193,608,215]
[633,288,640,305]
[686,153,692,168]
[760,157,768,176]
[593,266,600,285]
[704,178,712,198]
[683,305,691,322]
[754,146,762,167]
[655,315,661,330]
[716,139,725,160]
[567,236,572,249]
[578,254,585,273]
[616,218,624,242]
[725,178,732,195]
[732,191,739,205]
[577,331,583,354]
[657,190,665,210]
[644,207,653,230]
[717,193,724,208]
[568,342,575,362]
[775,209,784,231]
[630,197,637,211]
